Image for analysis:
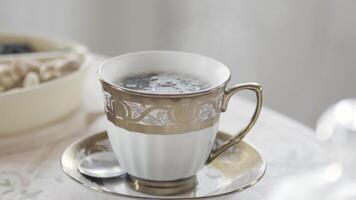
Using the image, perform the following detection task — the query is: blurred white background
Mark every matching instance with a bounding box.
[1,0,355,127]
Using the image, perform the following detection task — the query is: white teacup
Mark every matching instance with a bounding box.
[97,51,262,185]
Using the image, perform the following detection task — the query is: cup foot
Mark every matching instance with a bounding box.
[127,175,197,196]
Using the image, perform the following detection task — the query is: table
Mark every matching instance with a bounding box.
[0,55,327,200]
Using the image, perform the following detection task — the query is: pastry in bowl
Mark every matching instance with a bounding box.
[0,33,90,134]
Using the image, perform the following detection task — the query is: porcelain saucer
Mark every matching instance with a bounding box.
[61,131,266,199]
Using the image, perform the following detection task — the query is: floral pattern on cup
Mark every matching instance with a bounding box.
[103,92,224,127]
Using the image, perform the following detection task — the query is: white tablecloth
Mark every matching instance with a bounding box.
[0,55,326,200]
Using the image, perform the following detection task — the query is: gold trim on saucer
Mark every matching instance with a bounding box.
[61,131,266,199]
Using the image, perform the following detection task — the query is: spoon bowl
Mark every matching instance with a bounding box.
[78,152,125,178]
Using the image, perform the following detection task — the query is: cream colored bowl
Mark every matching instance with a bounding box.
[0,33,90,134]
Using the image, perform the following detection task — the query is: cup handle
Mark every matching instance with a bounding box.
[206,83,263,164]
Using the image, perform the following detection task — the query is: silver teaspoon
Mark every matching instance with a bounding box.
[78,152,125,178]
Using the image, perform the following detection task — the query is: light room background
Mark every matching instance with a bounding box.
[1,0,355,127]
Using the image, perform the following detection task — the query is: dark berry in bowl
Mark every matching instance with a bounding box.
[0,43,35,55]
